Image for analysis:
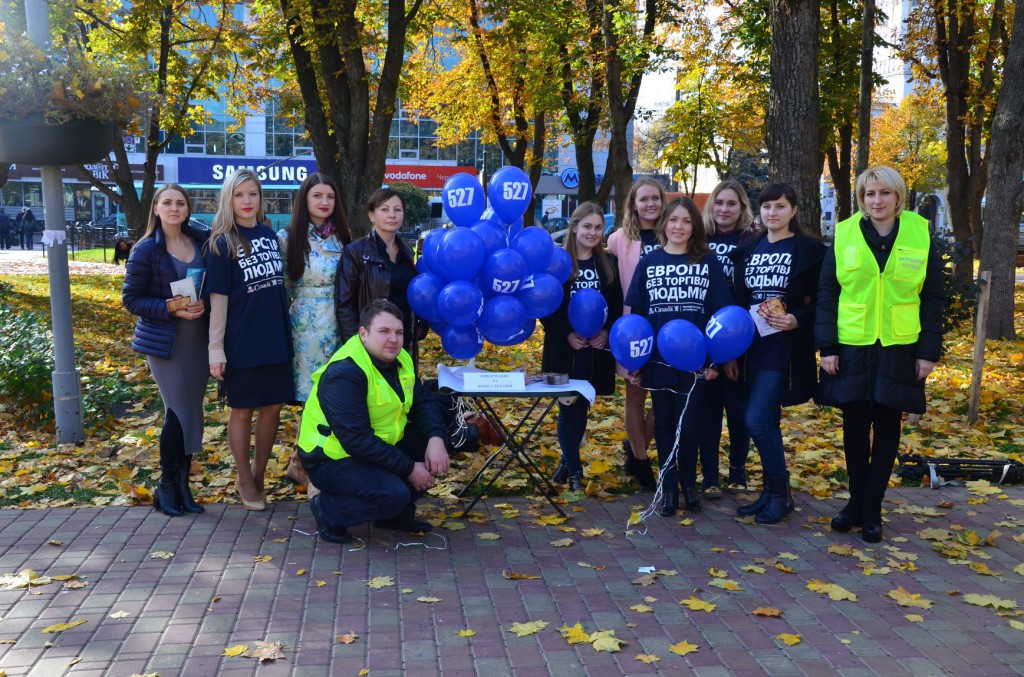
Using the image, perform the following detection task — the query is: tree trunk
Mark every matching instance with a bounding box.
[827,123,853,222]
[978,3,1023,340]
[766,0,822,235]
[854,0,875,187]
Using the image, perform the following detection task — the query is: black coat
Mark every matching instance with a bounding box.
[540,255,624,396]
[731,231,826,407]
[122,224,210,359]
[814,217,944,413]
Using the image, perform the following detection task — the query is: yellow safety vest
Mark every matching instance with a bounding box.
[834,211,930,346]
[297,335,415,460]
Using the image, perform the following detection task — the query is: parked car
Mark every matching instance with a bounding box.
[543,217,569,234]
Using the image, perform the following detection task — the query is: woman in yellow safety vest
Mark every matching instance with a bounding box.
[815,166,944,544]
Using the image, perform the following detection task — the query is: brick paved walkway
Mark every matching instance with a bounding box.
[0,484,1022,676]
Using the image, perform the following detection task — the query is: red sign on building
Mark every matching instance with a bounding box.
[383,164,477,190]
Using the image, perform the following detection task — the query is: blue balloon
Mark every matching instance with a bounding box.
[510,226,554,274]
[485,317,536,346]
[545,247,572,284]
[481,248,528,295]
[610,315,655,372]
[470,219,507,258]
[430,318,448,335]
[416,255,433,275]
[406,273,446,323]
[441,324,484,361]
[437,227,486,281]
[567,288,608,339]
[437,280,484,327]
[516,273,564,320]
[488,166,533,223]
[478,295,527,343]
[705,305,756,363]
[657,320,707,372]
[421,228,448,277]
[442,173,486,228]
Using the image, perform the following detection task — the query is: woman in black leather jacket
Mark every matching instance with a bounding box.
[336,188,423,367]
[122,184,210,517]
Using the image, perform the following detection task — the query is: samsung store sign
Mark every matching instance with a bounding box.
[178,157,316,187]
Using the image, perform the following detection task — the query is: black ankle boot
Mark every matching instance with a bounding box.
[682,485,702,512]
[568,472,584,492]
[660,490,679,517]
[177,462,204,514]
[632,457,657,491]
[552,461,568,484]
[861,523,883,543]
[154,472,183,517]
[755,476,791,524]
[737,487,770,516]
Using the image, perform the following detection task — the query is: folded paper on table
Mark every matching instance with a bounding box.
[437,364,596,404]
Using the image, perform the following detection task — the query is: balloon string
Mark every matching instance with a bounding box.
[626,376,699,531]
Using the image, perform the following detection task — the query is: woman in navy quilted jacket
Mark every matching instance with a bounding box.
[122,184,211,517]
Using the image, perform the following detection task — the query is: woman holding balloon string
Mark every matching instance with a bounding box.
[541,202,623,491]
[730,183,825,525]
[624,196,734,516]
[702,180,759,494]
[336,188,424,369]
[607,177,667,490]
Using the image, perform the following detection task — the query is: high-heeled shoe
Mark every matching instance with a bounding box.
[236,478,266,511]
[861,523,883,543]
[552,461,569,485]
[567,473,585,492]
[177,464,204,514]
[153,473,184,517]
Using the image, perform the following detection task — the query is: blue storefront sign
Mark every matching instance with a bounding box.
[178,156,318,188]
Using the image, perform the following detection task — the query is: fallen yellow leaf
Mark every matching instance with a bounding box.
[776,633,801,646]
[669,640,699,656]
[502,570,541,580]
[477,532,501,540]
[509,620,549,637]
[635,653,661,663]
[41,620,87,634]
[589,629,624,653]
[630,604,654,613]
[752,607,783,617]
[222,644,248,657]
[550,538,574,547]
[806,579,857,601]
[679,596,716,612]
[886,586,934,609]
[559,622,591,644]
[457,629,476,637]
[337,632,358,644]
[367,576,395,589]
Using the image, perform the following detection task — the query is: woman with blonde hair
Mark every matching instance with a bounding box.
[123,184,210,516]
[206,169,293,511]
[606,178,666,490]
[541,201,623,490]
[700,179,758,495]
[817,166,943,543]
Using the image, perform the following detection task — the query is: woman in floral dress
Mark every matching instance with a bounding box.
[278,173,353,402]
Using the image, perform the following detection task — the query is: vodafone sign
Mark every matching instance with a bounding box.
[384,164,477,190]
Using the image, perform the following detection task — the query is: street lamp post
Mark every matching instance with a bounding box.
[26,0,85,445]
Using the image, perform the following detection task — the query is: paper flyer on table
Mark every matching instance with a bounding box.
[437,364,596,403]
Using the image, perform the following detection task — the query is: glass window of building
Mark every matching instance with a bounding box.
[266,99,311,158]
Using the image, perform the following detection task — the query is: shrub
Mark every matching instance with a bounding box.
[0,297,56,422]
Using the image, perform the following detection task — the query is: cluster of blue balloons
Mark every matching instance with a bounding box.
[407,169,580,361]
[606,305,756,373]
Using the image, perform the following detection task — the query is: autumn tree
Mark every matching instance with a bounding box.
[256,0,429,236]
[901,0,1010,285]
[60,0,252,239]
[977,3,1023,340]
[869,93,946,209]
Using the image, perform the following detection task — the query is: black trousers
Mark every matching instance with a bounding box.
[840,401,902,524]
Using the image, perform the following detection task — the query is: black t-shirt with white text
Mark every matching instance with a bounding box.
[639,229,661,258]
[709,229,742,287]
[744,235,795,371]
[625,248,731,386]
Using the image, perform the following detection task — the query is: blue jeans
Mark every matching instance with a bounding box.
[651,376,708,489]
[307,426,427,531]
[557,397,590,475]
[744,368,787,478]
[700,374,750,483]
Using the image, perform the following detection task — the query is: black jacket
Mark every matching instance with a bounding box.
[815,216,944,413]
[302,354,447,476]
[540,256,624,396]
[335,231,420,349]
[731,231,826,406]
[122,224,210,359]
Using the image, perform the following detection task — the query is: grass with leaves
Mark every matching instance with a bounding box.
[0,273,1021,510]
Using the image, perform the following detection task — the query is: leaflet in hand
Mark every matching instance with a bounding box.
[749,297,786,337]
[169,268,205,303]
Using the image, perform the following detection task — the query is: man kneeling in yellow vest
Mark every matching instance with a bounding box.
[298,299,449,543]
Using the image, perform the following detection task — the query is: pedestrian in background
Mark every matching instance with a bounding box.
[731,183,825,525]
[541,201,624,491]
[21,208,36,250]
[816,166,943,544]
[207,169,293,512]
[606,177,666,490]
[122,184,210,517]
[0,207,11,250]
[701,180,759,494]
